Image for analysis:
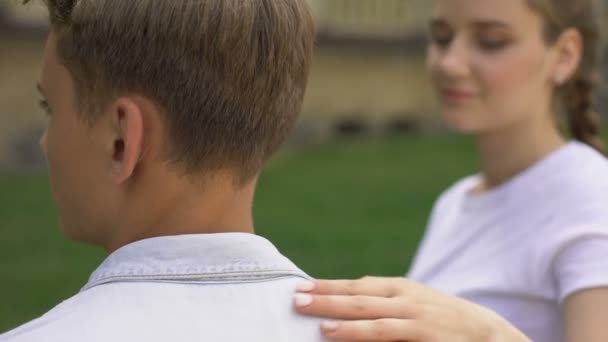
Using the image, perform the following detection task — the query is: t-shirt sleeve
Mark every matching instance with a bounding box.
[553,233,608,304]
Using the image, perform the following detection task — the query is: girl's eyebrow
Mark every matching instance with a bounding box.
[471,20,511,30]
[429,18,511,29]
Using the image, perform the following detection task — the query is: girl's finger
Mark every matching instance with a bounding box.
[320,319,425,342]
[298,277,409,298]
[294,293,417,320]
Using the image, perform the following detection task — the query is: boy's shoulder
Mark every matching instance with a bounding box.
[1,277,327,342]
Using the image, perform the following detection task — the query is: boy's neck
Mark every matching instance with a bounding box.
[104,171,257,253]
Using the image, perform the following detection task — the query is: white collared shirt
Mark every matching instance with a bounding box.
[1,233,328,342]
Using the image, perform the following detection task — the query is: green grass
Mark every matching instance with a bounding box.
[0,134,478,332]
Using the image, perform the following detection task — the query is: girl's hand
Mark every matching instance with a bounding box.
[294,276,531,342]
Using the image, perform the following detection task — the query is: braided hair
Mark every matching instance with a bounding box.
[528,0,606,154]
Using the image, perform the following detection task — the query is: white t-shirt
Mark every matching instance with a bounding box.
[408,141,608,342]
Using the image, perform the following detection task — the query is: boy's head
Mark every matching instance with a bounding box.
[30,0,315,248]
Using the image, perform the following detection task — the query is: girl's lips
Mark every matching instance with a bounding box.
[441,88,476,103]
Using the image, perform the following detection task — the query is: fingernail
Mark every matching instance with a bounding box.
[321,321,340,332]
[296,280,316,292]
[293,293,313,307]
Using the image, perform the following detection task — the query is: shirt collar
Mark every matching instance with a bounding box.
[83,233,307,291]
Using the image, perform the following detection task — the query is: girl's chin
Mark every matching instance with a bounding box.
[441,112,482,134]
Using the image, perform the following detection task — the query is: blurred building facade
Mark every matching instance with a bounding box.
[301,0,437,140]
[310,0,430,38]
[0,1,607,169]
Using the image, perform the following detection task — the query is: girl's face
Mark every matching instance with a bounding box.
[427,0,563,134]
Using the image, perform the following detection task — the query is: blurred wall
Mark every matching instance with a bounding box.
[0,36,44,170]
[310,0,430,38]
[0,1,48,171]
[1,0,606,170]
[300,0,437,140]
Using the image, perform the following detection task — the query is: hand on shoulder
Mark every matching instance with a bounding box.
[294,276,531,342]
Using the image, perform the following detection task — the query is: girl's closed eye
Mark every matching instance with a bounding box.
[476,32,512,52]
[478,38,510,51]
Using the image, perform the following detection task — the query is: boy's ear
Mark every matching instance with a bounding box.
[109,97,144,184]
